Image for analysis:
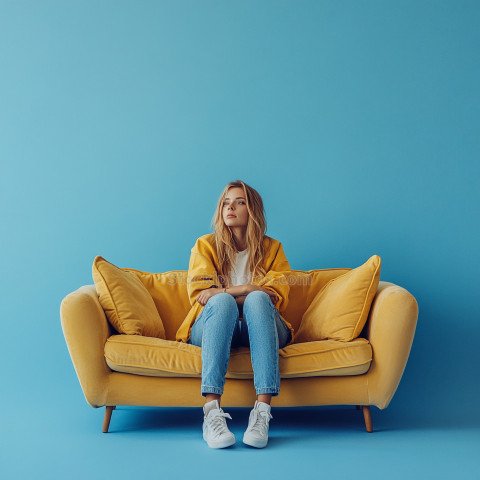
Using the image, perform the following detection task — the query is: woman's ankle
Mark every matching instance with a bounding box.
[205,394,221,405]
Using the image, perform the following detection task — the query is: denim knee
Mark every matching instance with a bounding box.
[204,292,238,319]
[207,291,237,307]
[245,290,270,300]
[243,290,272,314]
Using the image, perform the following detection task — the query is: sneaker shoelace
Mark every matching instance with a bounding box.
[248,409,273,437]
[206,409,233,438]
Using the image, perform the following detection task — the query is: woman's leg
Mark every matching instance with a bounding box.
[241,290,291,402]
[187,292,241,402]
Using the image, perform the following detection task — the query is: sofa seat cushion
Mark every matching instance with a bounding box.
[104,335,372,379]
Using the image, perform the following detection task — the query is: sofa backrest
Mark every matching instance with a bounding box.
[123,267,356,341]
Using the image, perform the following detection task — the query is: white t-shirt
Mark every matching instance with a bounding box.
[230,248,251,320]
[229,248,252,287]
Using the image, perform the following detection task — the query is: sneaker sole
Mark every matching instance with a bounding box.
[242,433,268,448]
[203,432,236,449]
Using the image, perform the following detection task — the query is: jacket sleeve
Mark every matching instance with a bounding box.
[254,242,291,313]
[186,248,220,307]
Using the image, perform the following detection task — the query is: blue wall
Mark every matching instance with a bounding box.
[1,0,478,432]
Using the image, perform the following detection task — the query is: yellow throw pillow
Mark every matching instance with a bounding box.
[92,255,166,338]
[295,255,382,342]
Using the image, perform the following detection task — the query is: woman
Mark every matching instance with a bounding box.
[180,180,294,449]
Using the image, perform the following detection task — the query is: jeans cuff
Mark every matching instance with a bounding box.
[256,387,279,395]
[201,385,224,396]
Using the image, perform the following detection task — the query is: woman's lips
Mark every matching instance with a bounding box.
[227,215,236,218]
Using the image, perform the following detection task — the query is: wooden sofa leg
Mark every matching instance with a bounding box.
[102,406,115,433]
[362,406,373,432]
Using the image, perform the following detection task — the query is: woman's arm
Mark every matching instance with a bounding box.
[186,248,220,306]
[197,286,276,306]
[225,285,249,297]
[249,241,291,312]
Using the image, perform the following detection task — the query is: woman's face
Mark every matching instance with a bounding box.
[222,187,248,227]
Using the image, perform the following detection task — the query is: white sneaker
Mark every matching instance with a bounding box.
[202,399,236,449]
[242,400,273,448]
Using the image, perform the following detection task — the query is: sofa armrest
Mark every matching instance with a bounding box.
[60,284,112,408]
[364,281,419,409]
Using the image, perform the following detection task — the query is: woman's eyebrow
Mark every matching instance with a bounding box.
[224,197,245,200]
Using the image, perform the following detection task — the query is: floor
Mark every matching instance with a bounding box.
[2,395,479,480]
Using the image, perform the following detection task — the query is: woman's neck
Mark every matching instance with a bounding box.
[231,227,247,251]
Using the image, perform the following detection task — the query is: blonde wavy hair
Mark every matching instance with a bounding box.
[210,180,271,288]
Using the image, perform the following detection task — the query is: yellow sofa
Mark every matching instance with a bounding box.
[60,267,418,434]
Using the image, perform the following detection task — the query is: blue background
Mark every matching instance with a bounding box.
[1,0,479,478]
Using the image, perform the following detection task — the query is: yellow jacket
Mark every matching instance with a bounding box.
[175,233,295,345]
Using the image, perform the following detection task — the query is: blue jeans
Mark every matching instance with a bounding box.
[187,290,292,397]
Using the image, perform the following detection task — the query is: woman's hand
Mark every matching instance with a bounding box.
[196,287,223,306]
